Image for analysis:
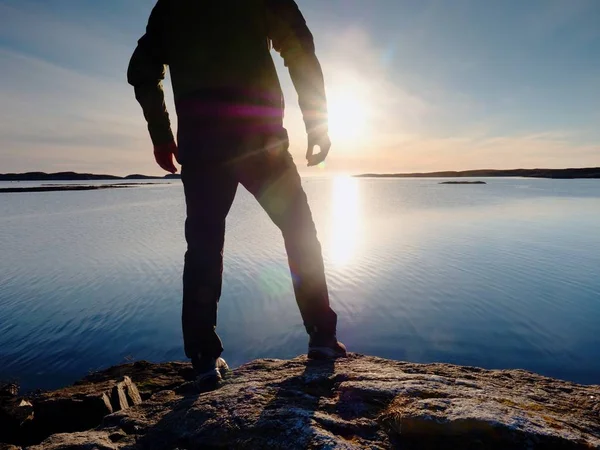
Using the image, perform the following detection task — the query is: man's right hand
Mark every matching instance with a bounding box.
[306,132,331,167]
[154,141,179,174]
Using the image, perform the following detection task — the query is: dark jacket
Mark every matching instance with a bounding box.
[127,0,328,146]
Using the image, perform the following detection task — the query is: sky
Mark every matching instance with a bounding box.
[0,0,599,176]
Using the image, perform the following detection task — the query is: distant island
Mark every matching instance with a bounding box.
[2,167,600,182]
[439,181,486,185]
[356,167,600,179]
[0,183,162,193]
[0,172,181,181]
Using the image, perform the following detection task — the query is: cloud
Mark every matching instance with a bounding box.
[279,25,432,161]
[0,1,165,175]
[321,27,431,130]
[343,131,600,174]
[0,45,163,175]
[0,1,139,75]
[1,0,598,175]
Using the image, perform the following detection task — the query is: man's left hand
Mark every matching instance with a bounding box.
[306,132,331,167]
[154,141,179,174]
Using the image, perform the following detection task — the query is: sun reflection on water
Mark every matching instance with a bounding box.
[329,176,361,266]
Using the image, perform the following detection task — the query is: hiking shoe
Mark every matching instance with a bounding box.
[192,355,229,385]
[308,333,347,359]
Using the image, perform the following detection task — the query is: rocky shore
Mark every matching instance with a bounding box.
[2,354,599,449]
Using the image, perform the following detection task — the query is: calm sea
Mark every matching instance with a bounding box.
[1,177,599,391]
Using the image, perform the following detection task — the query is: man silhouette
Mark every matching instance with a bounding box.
[128,0,346,385]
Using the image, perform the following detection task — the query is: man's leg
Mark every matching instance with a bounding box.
[236,132,339,342]
[181,164,238,361]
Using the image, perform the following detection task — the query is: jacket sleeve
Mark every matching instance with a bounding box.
[127,0,174,146]
[266,0,328,135]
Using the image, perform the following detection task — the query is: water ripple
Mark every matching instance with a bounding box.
[1,179,600,390]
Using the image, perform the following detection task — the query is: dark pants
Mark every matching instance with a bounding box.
[180,127,337,359]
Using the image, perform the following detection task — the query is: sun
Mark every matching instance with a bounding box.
[327,84,370,144]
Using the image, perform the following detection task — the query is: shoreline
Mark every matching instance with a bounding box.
[355,167,600,179]
[2,168,600,182]
[0,172,181,182]
[0,183,166,193]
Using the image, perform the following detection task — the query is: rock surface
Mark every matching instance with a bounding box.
[3,355,600,449]
[1,376,142,446]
